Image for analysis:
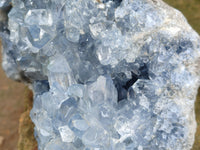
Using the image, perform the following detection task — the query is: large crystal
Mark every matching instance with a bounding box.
[1,0,200,150]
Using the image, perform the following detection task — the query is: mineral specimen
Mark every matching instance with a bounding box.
[1,0,200,150]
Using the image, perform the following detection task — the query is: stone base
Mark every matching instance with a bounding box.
[18,89,37,150]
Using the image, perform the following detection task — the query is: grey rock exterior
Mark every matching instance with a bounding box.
[1,0,200,150]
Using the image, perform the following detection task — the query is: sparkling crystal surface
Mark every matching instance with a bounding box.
[1,0,200,150]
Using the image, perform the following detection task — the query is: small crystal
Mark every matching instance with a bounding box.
[59,126,75,143]
[25,9,53,26]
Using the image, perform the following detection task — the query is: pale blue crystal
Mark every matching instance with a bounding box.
[1,0,200,150]
[0,0,11,8]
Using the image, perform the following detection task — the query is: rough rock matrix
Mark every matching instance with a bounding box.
[1,0,200,150]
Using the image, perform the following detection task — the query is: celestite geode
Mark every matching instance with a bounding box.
[1,0,200,150]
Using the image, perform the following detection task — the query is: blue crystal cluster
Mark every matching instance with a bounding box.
[1,0,200,150]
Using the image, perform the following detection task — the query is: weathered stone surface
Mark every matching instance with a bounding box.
[1,0,200,150]
[194,88,200,150]
[18,89,37,150]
